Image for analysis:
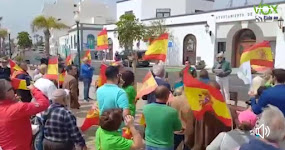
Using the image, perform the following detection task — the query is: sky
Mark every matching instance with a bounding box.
[0,0,116,38]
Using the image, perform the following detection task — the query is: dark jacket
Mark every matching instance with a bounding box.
[0,66,11,80]
[240,139,281,150]
[145,77,171,104]
[212,60,232,78]
[16,72,32,102]
[80,64,94,79]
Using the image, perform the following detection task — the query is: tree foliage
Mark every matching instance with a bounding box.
[17,31,32,49]
[0,29,8,38]
[116,14,145,50]
[31,15,68,55]
[144,19,169,41]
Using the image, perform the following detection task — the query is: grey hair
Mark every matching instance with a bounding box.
[0,79,10,100]
[259,105,285,142]
[152,63,165,77]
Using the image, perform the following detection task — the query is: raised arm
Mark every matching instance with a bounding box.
[18,87,50,117]
[117,90,130,117]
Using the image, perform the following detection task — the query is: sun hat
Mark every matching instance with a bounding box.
[238,110,258,128]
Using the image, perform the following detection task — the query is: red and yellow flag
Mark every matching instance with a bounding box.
[240,41,273,72]
[97,28,108,50]
[143,33,169,62]
[97,63,108,87]
[84,50,92,64]
[81,102,100,132]
[59,72,65,86]
[136,71,158,99]
[44,57,58,80]
[122,128,133,139]
[9,59,23,73]
[65,54,72,66]
[11,77,28,90]
[183,67,232,127]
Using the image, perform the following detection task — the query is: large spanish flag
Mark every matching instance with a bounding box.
[97,63,108,87]
[11,77,28,90]
[143,33,169,62]
[240,41,273,72]
[84,50,92,64]
[97,28,108,50]
[65,54,72,66]
[44,57,58,80]
[9,59,23,73]
[81,102,100,132]
[183,67,232,127]
[136,71,158,99]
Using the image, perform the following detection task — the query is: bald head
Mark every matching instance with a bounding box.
[152,63,165,77]
[17,61,28,71]
[155,86,170,102]
[51,89,67,106]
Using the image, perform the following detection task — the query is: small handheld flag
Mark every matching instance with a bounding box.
[136,71,158,99]
[144,33,169,62]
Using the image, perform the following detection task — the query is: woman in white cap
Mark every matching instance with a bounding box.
[212,52,232,103]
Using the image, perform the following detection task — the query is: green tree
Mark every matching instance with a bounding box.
[31,16,68,55]
[0,29,8,52]
[17,31,32,49]
[116,14,145,50]
[144,19,169,43]
[116,14,145,73]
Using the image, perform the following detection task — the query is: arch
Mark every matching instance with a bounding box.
[87,34,95,49]
[183,34,197,65]
[232,29,256,67]
[226,22,264,67]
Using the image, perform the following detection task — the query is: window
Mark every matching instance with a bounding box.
[156,8,171,18]
[218,42,226,53]
[74,35,76,49]
[125,11,133,15]
[71,36,73,49]
[195,10,204,13]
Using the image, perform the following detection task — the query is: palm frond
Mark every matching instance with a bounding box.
[31,15,48,32]
[0,29,8,38]
[46,16,69,30]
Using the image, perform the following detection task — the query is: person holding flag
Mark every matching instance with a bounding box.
[80,57,94,102]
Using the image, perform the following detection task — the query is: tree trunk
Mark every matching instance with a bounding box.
[44,29,50,56]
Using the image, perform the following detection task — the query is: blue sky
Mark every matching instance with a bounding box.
[0,0,116,38]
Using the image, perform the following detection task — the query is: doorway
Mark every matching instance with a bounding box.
[183,34,196,65]
[233,29,256,67]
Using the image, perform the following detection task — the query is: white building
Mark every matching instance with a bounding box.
[103,0,285,69]
[42,0,115,56]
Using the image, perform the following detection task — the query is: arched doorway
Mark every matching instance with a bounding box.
[183,34,196,65]
[233,29,256,67]
[108,38,113,60]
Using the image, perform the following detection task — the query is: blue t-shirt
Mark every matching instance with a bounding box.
[96,84,129,115]
[240,139,281,150]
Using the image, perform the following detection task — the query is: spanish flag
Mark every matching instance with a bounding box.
[65,54,72,66]
[44,57,58,80]
[139,114,146,127]
[136,71,158,99]
[183,67,232,127]
[59,72,65,86]
[143,33,169,62]
[240,41,273,72]
[11,77,28,90]
[97,28,108,50]
[97,63,108,87]
[9,59,23,73]
[84,50,92,64]
[81,102,100,132]
[122,128,132,139]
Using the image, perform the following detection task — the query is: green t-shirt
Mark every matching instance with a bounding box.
[95,127,133,150]
[123,85,137,116]
[143,103,182,148]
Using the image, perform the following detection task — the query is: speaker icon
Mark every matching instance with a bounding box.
[255,124,270,139]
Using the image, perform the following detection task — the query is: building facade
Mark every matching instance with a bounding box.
[104,0,285,68]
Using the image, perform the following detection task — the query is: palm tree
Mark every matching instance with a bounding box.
[31,16,68,55]
[0,29,8,54]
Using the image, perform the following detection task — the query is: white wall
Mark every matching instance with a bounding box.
[275,5,285,69]
[82,30,101,51]
[186,0,214,14]
[117,0,142,20]
[141,0,186,19]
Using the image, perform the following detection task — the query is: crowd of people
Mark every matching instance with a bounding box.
[1,53,285,150]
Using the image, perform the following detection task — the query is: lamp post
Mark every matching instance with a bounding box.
[74,11,81,71]
[8,29,11,58]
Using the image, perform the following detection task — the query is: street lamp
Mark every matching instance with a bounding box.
[7,29,11,58]
[278,17,284,33]
[74,11,81,70]
[205,23,212,36]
